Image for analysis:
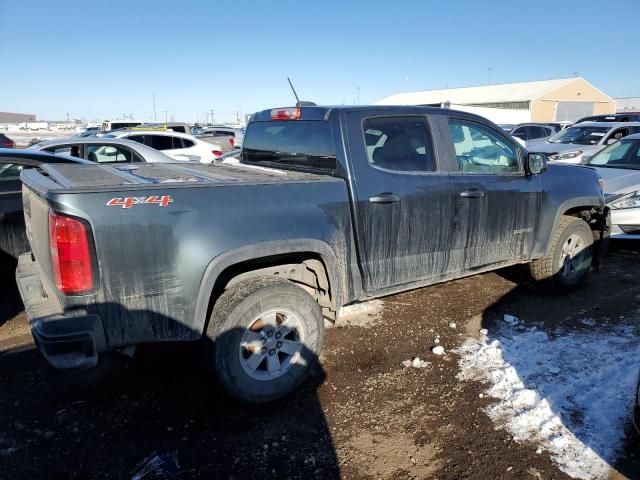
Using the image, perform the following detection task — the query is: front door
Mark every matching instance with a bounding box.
[345,110,456,293]
[438,116,541,270]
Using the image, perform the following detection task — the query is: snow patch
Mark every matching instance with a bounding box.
[456,321,640,480]
[431,345,445,356]
[335,300,384,328]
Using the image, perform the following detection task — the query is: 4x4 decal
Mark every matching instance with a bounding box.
[106,195,173,209]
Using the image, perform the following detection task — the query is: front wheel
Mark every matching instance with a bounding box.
[529,215,594,291]
[203,277,324,403]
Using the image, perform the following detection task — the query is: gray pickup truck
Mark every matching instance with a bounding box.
[17,106,609,403]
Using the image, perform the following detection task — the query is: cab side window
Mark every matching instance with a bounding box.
[363,116,436,172]
[448,119,520,174]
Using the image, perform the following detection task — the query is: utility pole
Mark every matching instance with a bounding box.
[152,93,157,122]
[210,109,214,125]
[66,112,70,123]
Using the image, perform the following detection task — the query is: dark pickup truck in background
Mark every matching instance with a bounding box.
[17,106,609,403]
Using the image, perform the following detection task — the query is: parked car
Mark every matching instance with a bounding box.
[0,149,90,259]
[585,134,640,239]
[196,126,243,150]
[16,106,608,403]
[498,124,516,133]
[510,123,558,143]
[30,137,177,163]
[0,134,16,148]
[527,122,640,163]
[104,130,222,163]
[543,121,572,131]
[575,113,640,124]
[137,122,192,135]
[101,120,142,131]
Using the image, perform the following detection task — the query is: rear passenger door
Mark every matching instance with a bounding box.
[437,116,540,269]
[345,111,456,292]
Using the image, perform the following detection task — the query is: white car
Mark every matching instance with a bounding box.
[526,122,640,164]
[105,130,223,163]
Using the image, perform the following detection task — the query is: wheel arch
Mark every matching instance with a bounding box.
[193,240,343,336]
[543,196,607,256]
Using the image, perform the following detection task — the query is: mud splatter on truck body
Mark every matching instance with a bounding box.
[17,105,607,370]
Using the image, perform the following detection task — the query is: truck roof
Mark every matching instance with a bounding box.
[250,105,449,122]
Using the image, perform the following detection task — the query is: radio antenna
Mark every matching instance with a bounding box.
[287,77,301,103]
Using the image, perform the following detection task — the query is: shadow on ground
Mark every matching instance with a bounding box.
[0,308,339,480]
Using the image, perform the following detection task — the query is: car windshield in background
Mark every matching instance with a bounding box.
[587,139,640,170]
[242,121,336,170]
[547,126,609,145]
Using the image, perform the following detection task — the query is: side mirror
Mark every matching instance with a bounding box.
[581,155,592,164]
[527,152,547,174]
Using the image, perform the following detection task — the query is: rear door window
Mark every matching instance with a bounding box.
[149,135,173,150]
[243,121,336,170]
[171,137,185,149]
[528,126,547,139]
[0,163,23,180]
[510,127,527,140]
[362,116,437,172]
[86,145,134,163]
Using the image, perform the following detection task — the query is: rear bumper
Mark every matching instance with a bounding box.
[16,253,106,368]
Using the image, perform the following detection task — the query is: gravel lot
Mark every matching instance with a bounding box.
[1,244,639,479]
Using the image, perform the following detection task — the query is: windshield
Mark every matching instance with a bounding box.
[242,120,336,170]
[547,126,609,145]
[587,139,640,170]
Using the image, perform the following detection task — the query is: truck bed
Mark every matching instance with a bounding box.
[29,162,337,193]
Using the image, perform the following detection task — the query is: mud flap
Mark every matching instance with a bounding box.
[591,207,611,271]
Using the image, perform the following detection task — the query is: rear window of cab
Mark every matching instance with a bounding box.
[242,121,336,171]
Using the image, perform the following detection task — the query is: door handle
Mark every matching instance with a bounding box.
[459,189,485,198]
[369,193,400,204]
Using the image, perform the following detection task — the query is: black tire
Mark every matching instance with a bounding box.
[529,215,593,291]
[203,276,324,403]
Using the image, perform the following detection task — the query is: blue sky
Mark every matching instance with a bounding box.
[1,0,639,123]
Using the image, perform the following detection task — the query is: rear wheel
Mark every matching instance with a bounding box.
[203,277,324,403]
[529,215,594,291]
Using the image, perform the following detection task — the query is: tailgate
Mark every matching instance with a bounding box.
[21,180,55,287]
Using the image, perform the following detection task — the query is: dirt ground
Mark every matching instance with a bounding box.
[1,243,639,479]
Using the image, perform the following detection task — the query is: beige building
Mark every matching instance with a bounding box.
[376,78,616,123]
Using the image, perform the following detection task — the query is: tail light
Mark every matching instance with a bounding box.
[49,211,94,294]
[271,107,301,120]
[229,137,235,147]
[212,150,222,157]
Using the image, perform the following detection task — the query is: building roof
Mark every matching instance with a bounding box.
[376,78,581,106]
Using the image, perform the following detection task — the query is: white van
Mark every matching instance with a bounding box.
[101,120,142,131]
